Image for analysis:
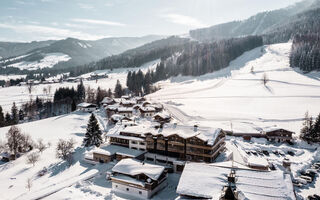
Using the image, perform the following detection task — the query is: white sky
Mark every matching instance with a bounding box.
[0,0,303,42]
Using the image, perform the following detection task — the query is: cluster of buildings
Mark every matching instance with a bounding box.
[81,95,296,199]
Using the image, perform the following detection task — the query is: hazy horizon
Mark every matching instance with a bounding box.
[0,0,303,42]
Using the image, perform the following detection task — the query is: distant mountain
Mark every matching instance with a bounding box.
[189,0,319,42]
[0,35,164,71]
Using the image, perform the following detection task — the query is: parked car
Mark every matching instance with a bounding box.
[272,150,279,155]
[287,151,295,156]
[251,151,258,156]
[301,171,315,180]
[293,177,307,185]
[262,150,269,156]
[314,194,320,200]
[306,169,318,175]
[300,175,313,183]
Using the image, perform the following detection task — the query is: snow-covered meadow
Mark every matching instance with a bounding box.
[148,42,320,136]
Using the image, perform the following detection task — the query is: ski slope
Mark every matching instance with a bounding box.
[8,53,71,71]
[148,43,320,136]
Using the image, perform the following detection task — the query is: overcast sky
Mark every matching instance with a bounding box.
[0,0,302,42]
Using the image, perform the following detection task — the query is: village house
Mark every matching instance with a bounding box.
[110,158,168,199]
[109,114,131,125]
[176,161,296,200]
[139,107,156,118]
[101,97,116,106]
[77,103,97,112]
[117,107,133,118]
[84,145,145,164]
[263,127,294,143]
[120,100,136,107]
[153,113,171,124]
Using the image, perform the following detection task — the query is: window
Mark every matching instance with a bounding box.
[140,142,145,145]
[139,191,142,195]
[126,188,129,191]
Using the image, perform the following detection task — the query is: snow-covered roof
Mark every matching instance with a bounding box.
[262,126,293,133]
[155,124,223,146]
[177,162,295,199]
[77,103,97,108]
[101,97,114,104]
[108,124,224,146]
[154,112,171,119]
[92,145,144,157]
[139,106,156,112]
[112,158,165,181]
[117,107,133,112]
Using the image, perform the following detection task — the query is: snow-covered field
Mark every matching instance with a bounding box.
[0,60,159,112]
[7,53,71,71]
[148,43,320,136]
[0,43,319,199]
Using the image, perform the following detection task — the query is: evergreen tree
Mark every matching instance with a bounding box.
[301,111,313,140]
[77,78,86,101]
[5,112,11,126]
[114,80,123,98]
[11,102,18,125]
[18,109,24,121]
[83,114,103,147]
[107,88,112,97]
[0,106,4,127]
[310,113,320,142]
[71,100,77,112]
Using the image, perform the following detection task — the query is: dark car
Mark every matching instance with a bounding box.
[262,150,270,156]
[287,151,295,156]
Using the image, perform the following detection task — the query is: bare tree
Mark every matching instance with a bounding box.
[47,85,52,100]
[26,152,40,166]
[262,73,269,86]
[43,87,48,100]
[36,139,46,153]
[21,134,34,153]
[6,126,24,159]
[56,138,76,166]
[251,66,254,73]
[26,83,34,101]
[26,178,32,191]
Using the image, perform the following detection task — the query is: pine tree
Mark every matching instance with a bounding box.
[83,114,103,147]
[310,113,320,142]
[77,78,86,101]
[107,88,112,97]
[11,102,18,125]
[301,111,313,141]
[18,109,24,121]
[71,100,76,112]
[5,112,11,126]
[0,106,4,127]
[114,80,123,98]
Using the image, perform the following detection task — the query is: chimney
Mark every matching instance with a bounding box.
[228,170,236,184]
[194,125,198,132]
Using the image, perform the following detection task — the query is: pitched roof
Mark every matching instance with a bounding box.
[177,162,295,199]
[112,158,165,180]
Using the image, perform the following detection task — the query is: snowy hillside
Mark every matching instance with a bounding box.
[7,53,71,71]
[148,42,320,136]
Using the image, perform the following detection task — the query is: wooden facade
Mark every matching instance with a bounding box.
[145,131,225,163]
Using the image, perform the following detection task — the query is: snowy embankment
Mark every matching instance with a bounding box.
[0,59,159,112]
[15,169,98,200]
[148,42,320,136]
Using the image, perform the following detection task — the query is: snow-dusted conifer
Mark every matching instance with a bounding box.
[83,114,103,147]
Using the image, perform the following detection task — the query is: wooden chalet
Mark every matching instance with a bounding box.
[111,158,168,199]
